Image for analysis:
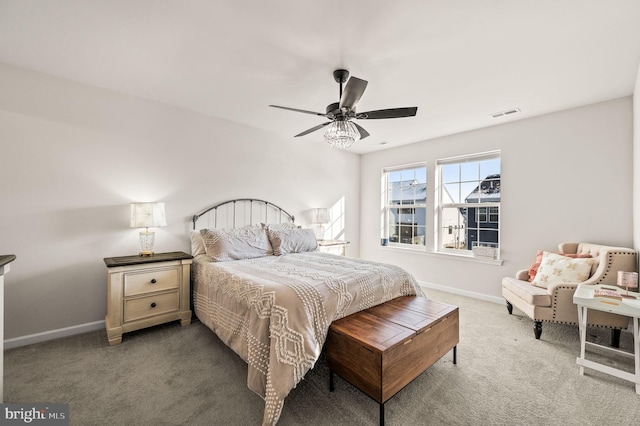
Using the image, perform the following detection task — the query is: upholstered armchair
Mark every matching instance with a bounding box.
[501,242,636,344]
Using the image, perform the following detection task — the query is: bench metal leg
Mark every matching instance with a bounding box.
[453,345,457,364]
[379,402,384,426]
[329,369,335,392]
[611,328,621,348]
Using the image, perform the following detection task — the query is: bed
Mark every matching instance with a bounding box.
[190,199,424,425]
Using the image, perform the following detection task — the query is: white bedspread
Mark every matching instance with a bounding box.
[192,251,423,425]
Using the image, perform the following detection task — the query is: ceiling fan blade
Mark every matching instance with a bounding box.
[269,105,327,117]
[356,107,418,120]
[294,122,332,137]
[352,122,370,140]
[339,77,368,110]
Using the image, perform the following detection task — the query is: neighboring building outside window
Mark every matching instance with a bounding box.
[381,165,427,247]
[436,151,501,256]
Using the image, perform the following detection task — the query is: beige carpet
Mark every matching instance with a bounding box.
[4,288,640,425]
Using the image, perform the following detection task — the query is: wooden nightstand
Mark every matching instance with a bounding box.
[104,251,193,345]
[318,240,349,256]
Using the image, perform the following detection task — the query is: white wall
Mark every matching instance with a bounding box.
[0,63,360,340]
[360,97,634,299]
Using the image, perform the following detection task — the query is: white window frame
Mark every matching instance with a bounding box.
[436,151,501,257]
[381,163,427,248]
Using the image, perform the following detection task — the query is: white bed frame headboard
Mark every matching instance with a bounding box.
[192,198,295,230]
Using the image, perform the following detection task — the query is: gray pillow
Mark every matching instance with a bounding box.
[267,228,318,256]
[200,226,273,261]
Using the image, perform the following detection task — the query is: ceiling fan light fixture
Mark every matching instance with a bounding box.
[324,120,360,149]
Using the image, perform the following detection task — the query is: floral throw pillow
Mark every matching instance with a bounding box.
[530,251,594,289]
[528,249,591,282]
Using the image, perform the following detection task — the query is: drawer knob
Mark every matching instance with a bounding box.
[150,279,157,284]
[150,302,157,308]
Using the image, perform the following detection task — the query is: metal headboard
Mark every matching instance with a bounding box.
[192,198,295,230]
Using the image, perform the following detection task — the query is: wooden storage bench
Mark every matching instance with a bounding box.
[326,296,459,426]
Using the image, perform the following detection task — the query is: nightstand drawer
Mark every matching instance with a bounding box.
[124,291,179,322]
[124,267,178,296]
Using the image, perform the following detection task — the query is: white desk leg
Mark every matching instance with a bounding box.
[634,317,640,394]
[577,305,587,376]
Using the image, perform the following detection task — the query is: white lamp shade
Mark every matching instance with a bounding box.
[130,202,167,228]
[312,208,329,224]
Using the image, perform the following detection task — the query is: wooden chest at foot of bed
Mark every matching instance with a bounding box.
[326,296,459,409]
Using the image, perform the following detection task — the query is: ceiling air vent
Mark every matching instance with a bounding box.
[490,107,521,118]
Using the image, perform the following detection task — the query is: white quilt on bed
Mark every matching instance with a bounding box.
[192,251,424,425]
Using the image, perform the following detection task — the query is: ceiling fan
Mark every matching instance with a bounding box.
[269,69,418,148]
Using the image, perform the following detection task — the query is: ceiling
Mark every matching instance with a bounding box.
[1,0,640,154]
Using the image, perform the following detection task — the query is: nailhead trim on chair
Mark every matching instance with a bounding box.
[547,284,578,325]
[593,251,636,284]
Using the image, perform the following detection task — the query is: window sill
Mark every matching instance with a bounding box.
[379,245,503,266]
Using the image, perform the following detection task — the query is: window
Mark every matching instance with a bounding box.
[437,152,500,255]
[382,165,427,247]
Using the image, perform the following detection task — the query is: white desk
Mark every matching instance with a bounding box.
[573,284,640,394]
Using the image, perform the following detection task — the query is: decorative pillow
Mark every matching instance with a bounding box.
[200,226,272,261]
[267,227,317,256]
[190,230,212,261]
[528,249,591,282]
[261,222,300,231]
[531,251,594,289]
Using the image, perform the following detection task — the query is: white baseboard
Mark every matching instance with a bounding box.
[418,280,504,305]
[4,320,105,350]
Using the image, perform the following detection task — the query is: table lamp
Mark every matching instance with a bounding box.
[130,202,167,256]
[311,208,329,240]
[617,271,638,299]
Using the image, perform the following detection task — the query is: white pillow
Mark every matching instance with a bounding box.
[261,222,300,231]
[190,230,207,257]
[200,226,272,261]
[267,227,317,256]
[531,251,594,289]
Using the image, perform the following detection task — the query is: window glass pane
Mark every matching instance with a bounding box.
[442,163,459,184]
[414,226,426,246]
[401,169,415,182]
[461,182,478,202]
[460,161,479,182]
[444,183,460,203]
[389,170,402,183]
[414,168,427,184]
[389,207,400,242]
[440,206,466,249]
[478,229,499,248]
[387,186,395,204]
[478,176,500,203]
[480,158,501,178]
